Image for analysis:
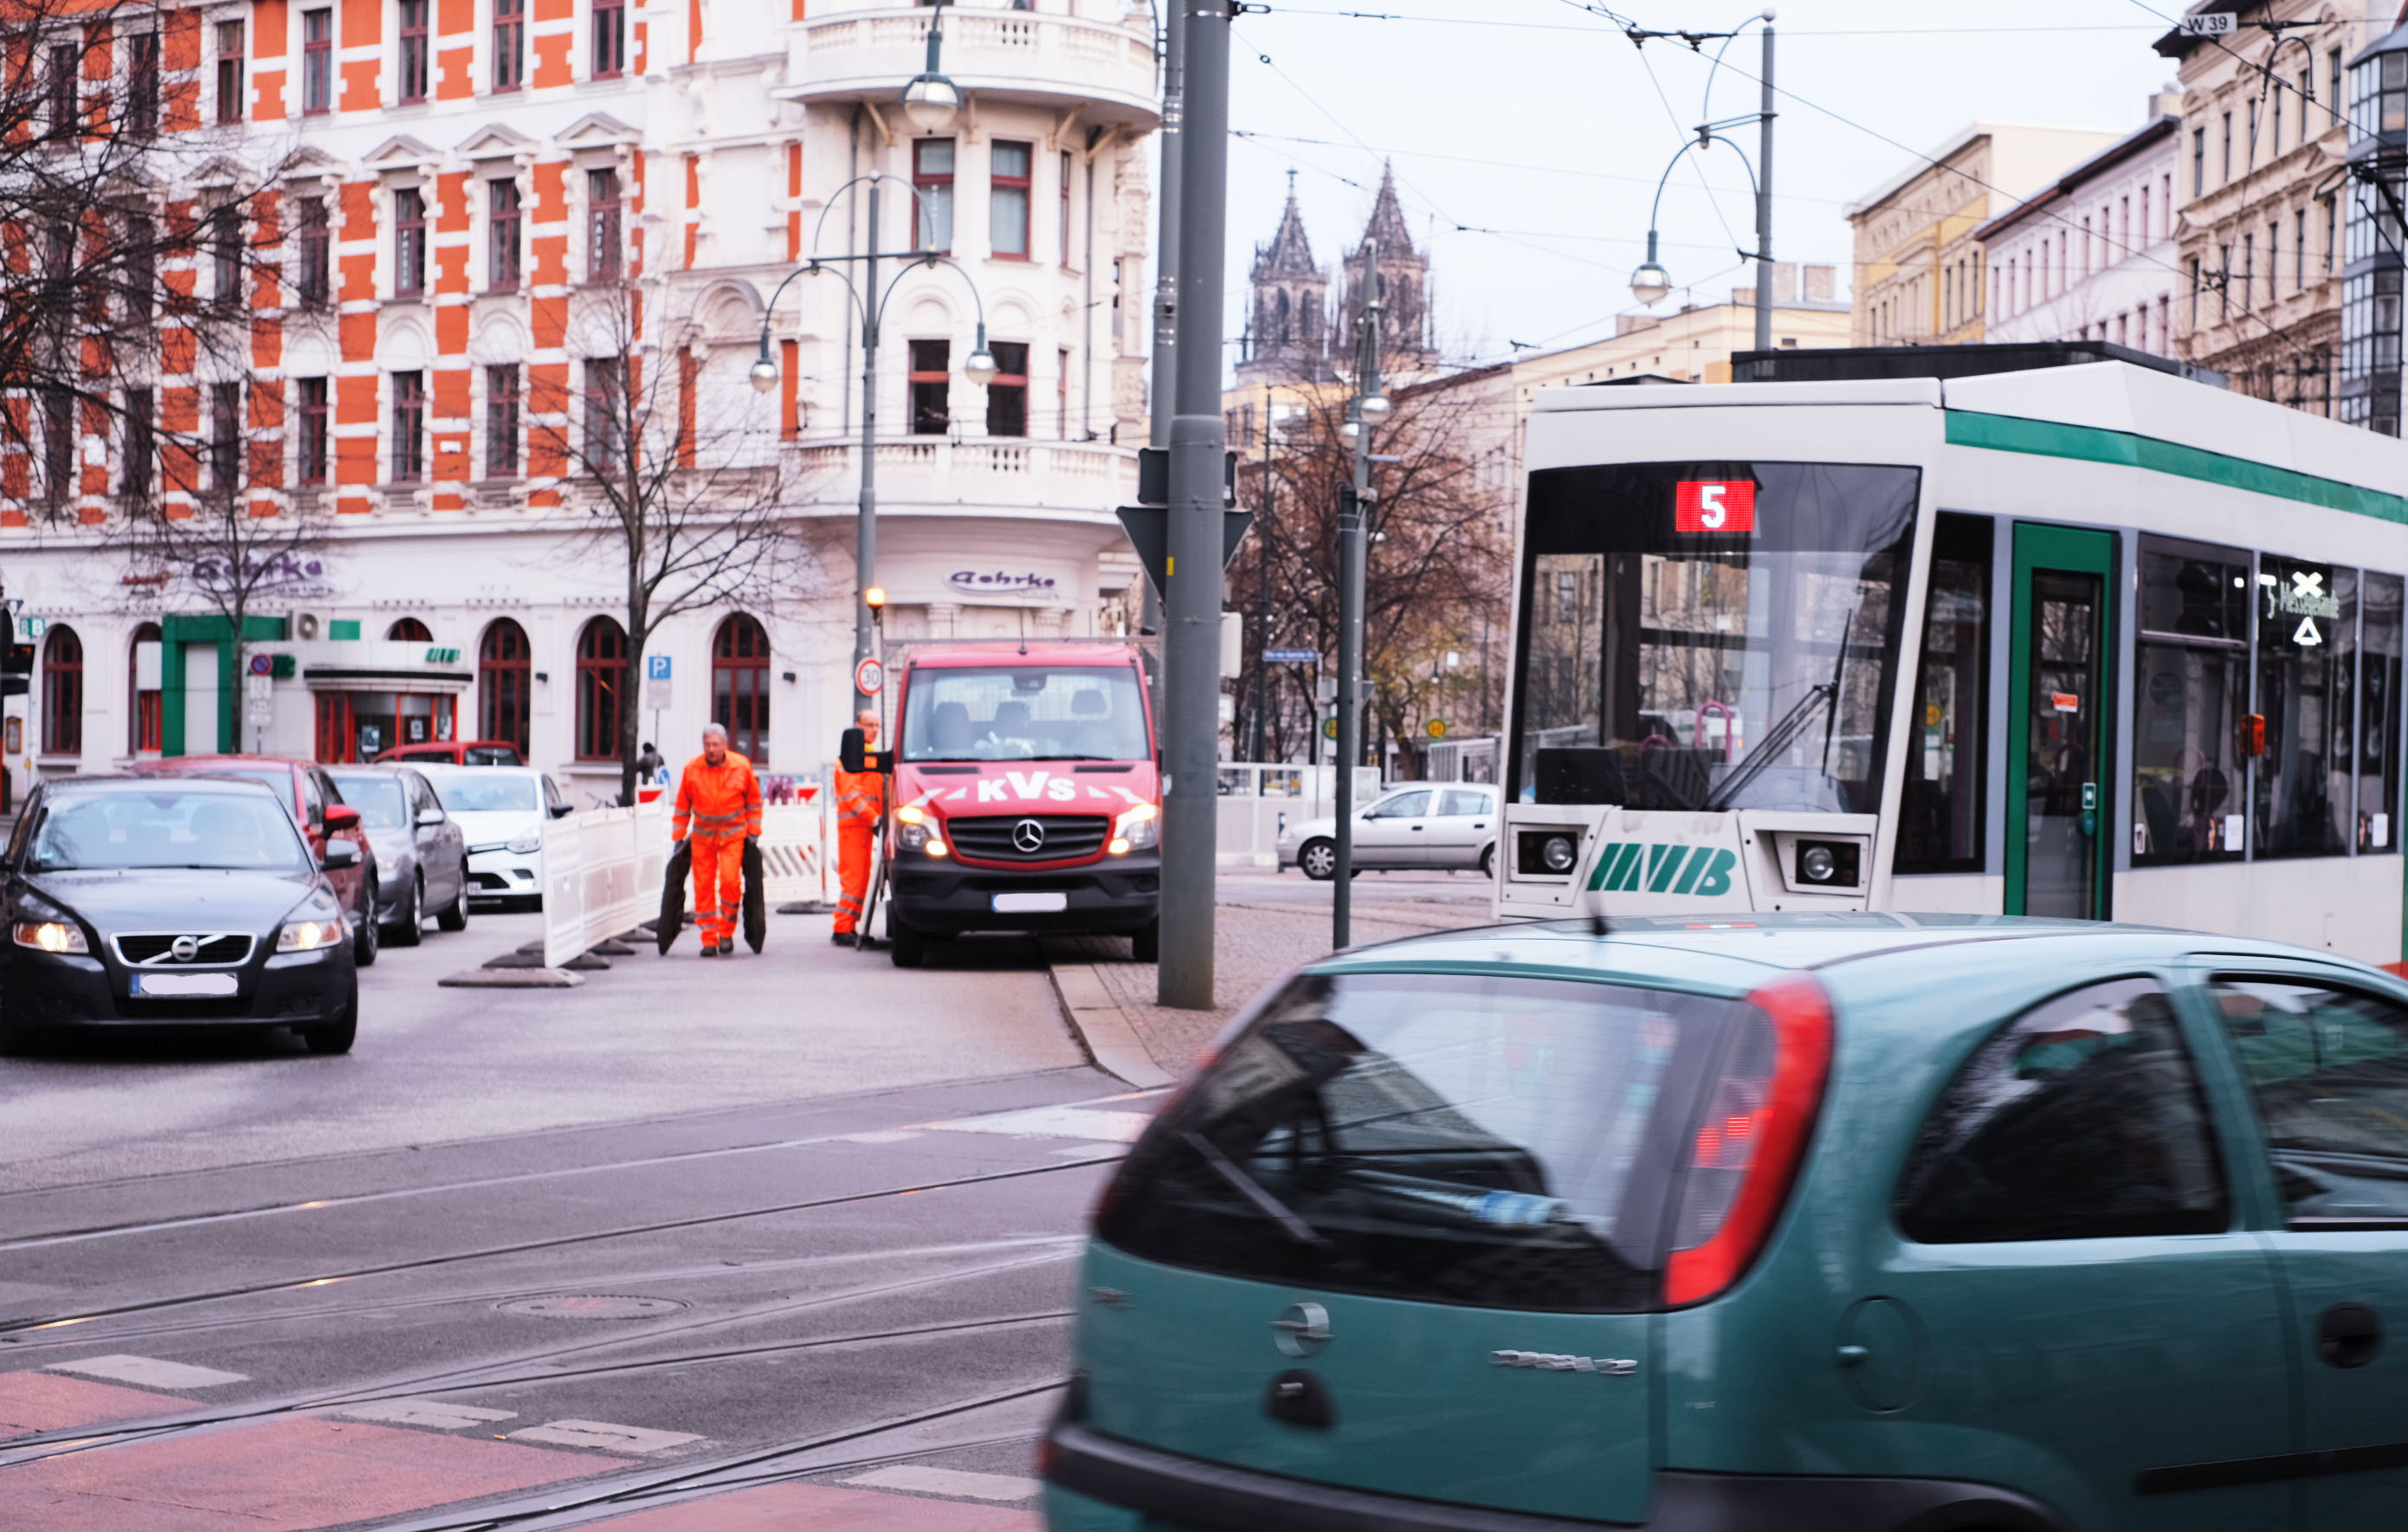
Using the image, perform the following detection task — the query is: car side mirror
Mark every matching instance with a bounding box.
[321,840,360,871]
[550,803,573,819]
[415,808,444,827]
[839,727,892,774]
[324,804,361,833]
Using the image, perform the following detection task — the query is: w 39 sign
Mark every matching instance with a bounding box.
[1675,480,1757,533]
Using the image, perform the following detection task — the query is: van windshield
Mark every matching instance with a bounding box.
[901,666,1149,762]
[1096,971,1734,1312]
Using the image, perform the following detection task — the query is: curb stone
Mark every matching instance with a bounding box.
[438,968,585,988]
[1047,963,1174,1089]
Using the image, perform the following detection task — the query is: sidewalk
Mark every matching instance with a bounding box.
[1045,891,1495,1085]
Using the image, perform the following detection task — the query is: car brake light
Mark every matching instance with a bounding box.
[1663,973,1831,1307]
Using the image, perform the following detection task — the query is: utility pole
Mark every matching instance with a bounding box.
[1140,0,1184,654]
[1249,379,1272,763]
[1333,236,1383,951]
[1157,0,1228,1011]
[1753,16,1775,353]
[856,181,883,706]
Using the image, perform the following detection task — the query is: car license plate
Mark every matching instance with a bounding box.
[992,892,1068,914]
[132,972,239,998]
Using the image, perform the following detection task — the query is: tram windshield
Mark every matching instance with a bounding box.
[1510,461,1920,814]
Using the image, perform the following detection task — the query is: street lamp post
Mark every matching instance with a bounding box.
[1627,12,1777,355]
[1332,237,1390,951]
[747,16,995,713]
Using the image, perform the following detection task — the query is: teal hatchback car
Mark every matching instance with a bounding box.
[1043,915,2408,1532]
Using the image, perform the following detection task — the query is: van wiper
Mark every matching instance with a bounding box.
[1183,1131,1332,1249]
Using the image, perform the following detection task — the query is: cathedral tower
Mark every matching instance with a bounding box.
[1338,163,1436,376]
[1237,172,1330,386]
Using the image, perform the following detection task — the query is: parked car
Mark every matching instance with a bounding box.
[0,776,359,1055]
[373,739,526,767]
[131,755,380,966]
[325,766,470,945]
[417,765,570,908]
[1048,913,2408,1532]
[1276,781,1499,879]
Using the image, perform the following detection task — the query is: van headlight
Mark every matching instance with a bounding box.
[12,920,86,953]
[1114,804,1159,852]
[506,831,542,855]
[896,804,940,853]
[277,918,345,952]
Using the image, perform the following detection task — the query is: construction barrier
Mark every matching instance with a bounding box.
[758,784,833,905]
[542,798,671,969]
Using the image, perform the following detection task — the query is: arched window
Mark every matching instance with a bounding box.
[128,622,163,753]
[575,617,626,760]
[478,618,531,754]
[712,613,771,765]
[388,617,432,642]
[41,625,81,754]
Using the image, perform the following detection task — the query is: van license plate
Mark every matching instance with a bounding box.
[133,973,239,998]
[992,892,1068,914]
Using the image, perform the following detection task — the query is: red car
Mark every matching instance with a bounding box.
[373,740,524,767]
[130,756,381,966]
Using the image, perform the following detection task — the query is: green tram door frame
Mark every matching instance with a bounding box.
[2005,524,2118,921]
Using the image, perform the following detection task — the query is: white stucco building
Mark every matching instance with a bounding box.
[1979,101,2183,355]
[0,0,1159,802]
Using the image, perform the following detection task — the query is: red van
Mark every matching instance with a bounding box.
[868,643,1159,967]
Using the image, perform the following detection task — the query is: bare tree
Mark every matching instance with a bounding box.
[1230,350,1513,773]
[532,283,816,804]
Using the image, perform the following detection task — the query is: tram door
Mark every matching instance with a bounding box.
[2006,526,2116,920]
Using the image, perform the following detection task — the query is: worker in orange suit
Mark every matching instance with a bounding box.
[674,722,763,957]
[832,708,886,946]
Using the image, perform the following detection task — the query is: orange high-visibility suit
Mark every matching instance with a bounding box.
[832,761,885,936]
[674,751,764,950]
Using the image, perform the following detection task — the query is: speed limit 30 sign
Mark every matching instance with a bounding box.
[853,656,885,696]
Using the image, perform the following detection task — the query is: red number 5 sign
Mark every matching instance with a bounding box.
[1675,480,1757,533]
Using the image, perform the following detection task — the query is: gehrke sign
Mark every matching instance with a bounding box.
[946,570,1060,598]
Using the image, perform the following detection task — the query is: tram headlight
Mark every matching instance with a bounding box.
[1799,845,1837,883]
[1540,835,1577,873]
[1791,837,1862,889]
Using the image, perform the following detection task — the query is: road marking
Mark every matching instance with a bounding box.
[843,1464,1044,1502]
[0,1370,194,1438]
[335,1399,517,1430]
[928,1105,1152,1142]
[836,1129,920,1144]
[46,1354,249,1389]
[509,1419,702,1455]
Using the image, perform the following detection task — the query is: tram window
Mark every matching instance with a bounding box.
[2360,572,2403,853]
[1509,461,1920,815]
[2134,539,2250,866]
[2256,556,2353,859]
[1896,513,1990,874]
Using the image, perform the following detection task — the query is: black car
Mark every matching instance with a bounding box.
[0,776,361,1056]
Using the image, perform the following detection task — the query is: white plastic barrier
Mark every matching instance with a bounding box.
[758,792,833,904]
[542,798,670,969]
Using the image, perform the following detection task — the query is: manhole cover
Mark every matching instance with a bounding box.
[498,1295,688,1320]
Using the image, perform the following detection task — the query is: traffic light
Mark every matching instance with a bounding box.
[0,642,31,698]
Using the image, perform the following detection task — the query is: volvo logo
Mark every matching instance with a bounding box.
[1272,1302,1331,1359]
[1011,818,1048,854]
[170,935,200,962]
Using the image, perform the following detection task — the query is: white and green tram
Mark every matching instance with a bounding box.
[1495,350,2408,966]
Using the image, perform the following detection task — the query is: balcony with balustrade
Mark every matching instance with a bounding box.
[786,0,1161,130]
[785,436,1138,523]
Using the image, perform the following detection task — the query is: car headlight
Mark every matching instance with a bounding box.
[11,920,86,953]
[505,831,542,855]
[1114,803,1159,852]
[277,918,346,952]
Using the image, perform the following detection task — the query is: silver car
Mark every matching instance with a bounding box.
[1276,782,1501,879]
[325,766,471,944]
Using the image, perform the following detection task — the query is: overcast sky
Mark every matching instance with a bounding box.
[1205,0,2182,368]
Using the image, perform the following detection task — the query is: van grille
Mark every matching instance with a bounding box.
[948,814,1110,863]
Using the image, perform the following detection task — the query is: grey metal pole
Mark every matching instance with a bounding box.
[1333,237,1378,950]
[1157,0,1228,1009]
[1754,16,1775,354]
[855,182,881,708]
[1139,0,1184,650]
[1249,379,1271,763]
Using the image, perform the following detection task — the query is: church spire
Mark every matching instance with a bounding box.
[1362,160,1416,259]
[1237,167,1331,386]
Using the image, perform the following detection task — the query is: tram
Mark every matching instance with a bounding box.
[1495,345,2408,965]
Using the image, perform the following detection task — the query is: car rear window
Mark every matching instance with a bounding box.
[429,774,538,812]
[326,773,408,829]
[463,746,521,766]
[1096,971,1738,1312]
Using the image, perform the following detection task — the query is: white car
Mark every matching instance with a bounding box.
[1276,782,1501,879]
[416,765,571,908]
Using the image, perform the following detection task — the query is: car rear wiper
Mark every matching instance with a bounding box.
[1183,1130,1332,1249]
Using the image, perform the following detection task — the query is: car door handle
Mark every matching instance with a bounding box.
[2317,1303,2383,1369]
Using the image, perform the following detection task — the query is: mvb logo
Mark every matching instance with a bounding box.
[1587,843,1739,897]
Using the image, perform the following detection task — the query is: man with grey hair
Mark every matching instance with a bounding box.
[672,721,762,955]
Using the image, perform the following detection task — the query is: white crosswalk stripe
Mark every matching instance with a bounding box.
[47,1354,249,1389]
[509,1419,703,1454]
[334,1399,517,1429]
[844,1464,1044,1502]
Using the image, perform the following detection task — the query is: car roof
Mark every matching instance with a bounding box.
[413,761,541,777]
[40,772,284,798]
[904,644,1143,669]
[153,754,308,769]
[1309,913,2405,1010]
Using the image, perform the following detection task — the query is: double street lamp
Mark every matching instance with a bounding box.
[746,0,997,708]
[1627,11,1778,356]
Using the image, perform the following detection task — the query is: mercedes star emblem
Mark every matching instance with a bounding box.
[1272,1301,1331,1359]
[170,934,200,962]
[1011,818,1048,854]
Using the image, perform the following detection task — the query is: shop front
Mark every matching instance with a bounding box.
[298,650,473,763]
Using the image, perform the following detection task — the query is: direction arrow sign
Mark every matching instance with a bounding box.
[1114,507,1255,595]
